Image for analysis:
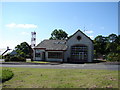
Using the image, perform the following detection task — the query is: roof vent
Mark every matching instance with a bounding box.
[59,42,66,44]
[54,42,59,44]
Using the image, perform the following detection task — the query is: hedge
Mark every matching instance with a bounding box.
[0,69,14,83]
[106,53,120,62]
[5,56,26,62]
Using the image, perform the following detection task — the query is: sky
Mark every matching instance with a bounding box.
[0,1,119,54]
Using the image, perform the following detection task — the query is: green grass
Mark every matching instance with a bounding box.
[26,60,49,64]
[0,55,2,59]
[31,61,50,63]
[1,67,119,88]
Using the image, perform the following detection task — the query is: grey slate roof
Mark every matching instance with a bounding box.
[35,40,67,51]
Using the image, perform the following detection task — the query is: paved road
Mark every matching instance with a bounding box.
[0,59,4,62]
[0,64,119,70]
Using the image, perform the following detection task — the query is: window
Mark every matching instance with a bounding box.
[48,52,63,59]
[77,36,81,40]
[35,53,41,57]
[35,50,41,57]
[71,45,88,61]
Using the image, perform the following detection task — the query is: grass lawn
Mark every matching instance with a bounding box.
[1,67,119,88]
[26,60,50,64]
[30,61,50,64]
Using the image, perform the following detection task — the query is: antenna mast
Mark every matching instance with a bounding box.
[31,31,36,48]
[83,26,88,32]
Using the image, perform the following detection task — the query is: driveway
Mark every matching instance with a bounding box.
[0,63,119,70]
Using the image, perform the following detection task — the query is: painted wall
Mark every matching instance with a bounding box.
[64,31,93,62]
[33,49,45,61]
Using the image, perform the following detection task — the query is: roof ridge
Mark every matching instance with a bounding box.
[67,29,93,42]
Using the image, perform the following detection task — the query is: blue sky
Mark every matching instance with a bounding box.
[0,2,118,53]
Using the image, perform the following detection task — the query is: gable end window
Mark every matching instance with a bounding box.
[77,36,81,40]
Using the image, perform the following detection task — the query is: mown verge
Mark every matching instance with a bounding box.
[2,67,119,88]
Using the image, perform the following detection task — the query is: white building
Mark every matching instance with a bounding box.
[33,30,94,62]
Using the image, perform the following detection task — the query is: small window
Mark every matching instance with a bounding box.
[35,49,41,53]
[54,42,59,44]
[77,36,81,40]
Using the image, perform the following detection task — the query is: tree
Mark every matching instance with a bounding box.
[94,35,108,56]
[116,35,120,53]
[15,42,33,58]
[108,34,117,43]
[106,34,118,53]
[49,29,68,40]
[106,53,120,62]
[94,33,120,61]
[105,34,120,61]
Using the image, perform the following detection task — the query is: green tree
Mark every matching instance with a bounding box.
[106,34,118,53]
[94,33,120,61]
[49,29,68,40]
[15,42,33,58]
[108,34,117,43]
[94,35,108,56]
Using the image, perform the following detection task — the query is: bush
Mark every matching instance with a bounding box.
[5,56,26,62]
[106,53,120,62]
[0,69,14,83]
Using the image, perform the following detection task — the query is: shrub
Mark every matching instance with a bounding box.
[1,69,14,83]
[106,53,120,62]
[5,56,26,62]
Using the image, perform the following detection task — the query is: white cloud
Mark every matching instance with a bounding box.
[5,23,38,29]
[21,31,29,35]
[89,36,94,39]
[85,30,94,34]
[5,23,16,28]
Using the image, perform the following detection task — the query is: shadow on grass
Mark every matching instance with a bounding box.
[62,60,107,64]
[48,60,107,65]
[92,60,106,63]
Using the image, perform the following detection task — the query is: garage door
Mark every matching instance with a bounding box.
[71,45,88,62]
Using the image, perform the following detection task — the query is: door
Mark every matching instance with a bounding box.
[42,52,45,60]
[71,45,88,62]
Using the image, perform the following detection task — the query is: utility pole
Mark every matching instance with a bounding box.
[1,46,11,59]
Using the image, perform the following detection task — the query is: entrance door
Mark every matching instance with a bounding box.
[42,52,45,60]
[71,45,88,62]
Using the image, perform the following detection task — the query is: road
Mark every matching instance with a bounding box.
[0,59,4,62]
[0,64,119,70]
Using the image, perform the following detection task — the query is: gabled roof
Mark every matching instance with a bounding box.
[35,40,67,51]
[67,30,93,43]
[10,50,17,55]
[35,30,93,51]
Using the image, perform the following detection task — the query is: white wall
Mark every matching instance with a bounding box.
[64,31,93,62]
[33,49,45,61]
